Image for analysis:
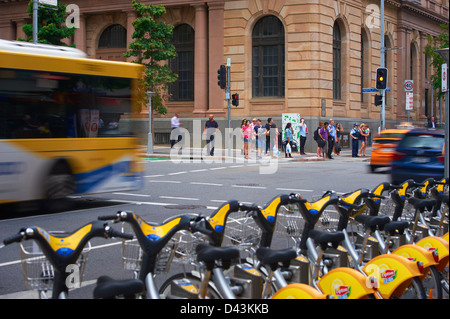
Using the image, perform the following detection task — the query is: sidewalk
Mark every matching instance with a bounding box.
[140,144,371,163]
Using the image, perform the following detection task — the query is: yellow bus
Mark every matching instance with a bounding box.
[0,40,144,211]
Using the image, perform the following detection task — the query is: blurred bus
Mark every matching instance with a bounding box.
[0,40,144,211]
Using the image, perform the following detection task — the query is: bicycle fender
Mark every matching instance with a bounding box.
[317,267,375,299]
[363,254,422,299]
[415,236,449,272]
[443,232,448,243]
[272,283,329,299]
[392,244,439,268]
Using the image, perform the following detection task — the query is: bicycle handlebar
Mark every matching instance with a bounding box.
[105,226,134,240]
[3,232,26,246]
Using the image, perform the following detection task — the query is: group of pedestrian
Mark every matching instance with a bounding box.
[241,117,279,159]
[350,122,370,157]
[171,113,371,159]
[314,118,342,160]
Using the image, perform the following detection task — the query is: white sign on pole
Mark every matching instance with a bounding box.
[442,64,448,92]
[405,92,413,110]
[404,80,414,92]
[39,0,58,6]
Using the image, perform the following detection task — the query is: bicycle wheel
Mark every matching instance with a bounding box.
[421,266,443,299]
[392,277,427,299]
[159,273,222,299]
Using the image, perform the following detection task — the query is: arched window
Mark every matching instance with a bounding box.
[252,16,285,98]
[98,24,127,49]
[333,22,341,100]
[169,24,194,101]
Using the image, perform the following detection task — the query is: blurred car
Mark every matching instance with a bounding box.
[369,128,410,172]
[391,128,445,185]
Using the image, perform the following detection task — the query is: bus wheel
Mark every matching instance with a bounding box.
[42,163,75,213]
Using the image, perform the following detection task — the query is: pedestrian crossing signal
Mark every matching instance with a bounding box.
[232,93,239,106]
[374,94,382,106]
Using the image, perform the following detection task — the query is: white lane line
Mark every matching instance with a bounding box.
[110,199,176,206]
[231,184,267,189]
[210,167,226,170]
[230,165,244,168]
[113,192,151,197]
[147,180,182,184]
[159,196,199,201]
[210,199,227,203]
[168,171,187,175]
[190,182,223,187]
[144,174,164,178]
[189,169,208,173]
[275,188,314,192]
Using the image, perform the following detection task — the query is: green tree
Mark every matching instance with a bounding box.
[424,24,449,100]
[19,1,76,46]
[124,0,178,115]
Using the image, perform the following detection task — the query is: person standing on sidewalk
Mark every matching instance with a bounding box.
[319,122,330,159]
[170,112,182,148]
[327,118,336,159]
[299,118,308,155]
[350,123,360,157]
[204,114,219,156]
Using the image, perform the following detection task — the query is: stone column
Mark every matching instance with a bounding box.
[73,14,86,52]
[207,1,225,114]
[126,10,137,62]
[193,4,209,114]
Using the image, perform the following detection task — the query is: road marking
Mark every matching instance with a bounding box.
[113,192,151,197]
[210,199,227,203]
[147,180,182,184]
[159,196,199,201]
[144,174,164,178]
[232,184,266,189]
[168,171,187,175]
[209,167,226,170]
[189,169,208,173]
[190,182,223,187]
[110,199,176,206]
[275,188,314,192]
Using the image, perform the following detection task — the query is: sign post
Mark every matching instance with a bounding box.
[405,80,413,121]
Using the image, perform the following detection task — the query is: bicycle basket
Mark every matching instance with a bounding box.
[317,205,341,232]
[121,223,208,273]
[223,211,261,249]
[275,204,305,238]
[19,233,90,292]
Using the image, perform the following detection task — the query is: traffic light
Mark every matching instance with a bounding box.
[374,94,382,106]
[232,93,239,106]
[217,65,226,89]
[376,67,388,90]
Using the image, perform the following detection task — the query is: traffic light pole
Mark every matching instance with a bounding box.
[226,59,231,157]
[380,0,386,131]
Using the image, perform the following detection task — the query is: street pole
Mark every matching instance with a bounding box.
[33,0,38,43]
[226,58,231,157]
[380,0,386,131]
[146,91,154,154]
[434,48,448,178]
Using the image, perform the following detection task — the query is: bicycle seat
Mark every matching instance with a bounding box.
[407,197,436,211]
[196,243,239,270]
[354,215,391,231]
[384,220,410,235]
[93,276,144,299]
[256,247,297,270]
[309,229,345,250]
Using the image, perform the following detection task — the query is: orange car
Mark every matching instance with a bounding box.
[369,128,410,172]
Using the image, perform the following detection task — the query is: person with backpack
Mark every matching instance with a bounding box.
[314,121,324,157]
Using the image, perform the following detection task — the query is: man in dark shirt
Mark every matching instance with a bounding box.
[204,114,219,156]
[265,118,278,157]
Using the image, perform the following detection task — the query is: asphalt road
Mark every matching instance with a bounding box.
[0,147,392,299]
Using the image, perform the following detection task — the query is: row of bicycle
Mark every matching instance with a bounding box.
[1,176,448,299]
